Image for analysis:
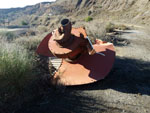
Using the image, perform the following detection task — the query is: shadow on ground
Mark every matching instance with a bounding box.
[69,57,150,95]
[3,57,150,113]
[13,88,128,113]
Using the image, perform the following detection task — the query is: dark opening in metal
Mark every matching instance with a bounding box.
[61,19,70,26]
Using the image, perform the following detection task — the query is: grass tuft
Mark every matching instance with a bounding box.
[0,31,18,41]
[85,16,93,22]
[14,36,42,51]
[106,22,130,33]
[0,40,35,93]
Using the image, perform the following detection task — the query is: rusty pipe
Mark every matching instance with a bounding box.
[53,19,72,46]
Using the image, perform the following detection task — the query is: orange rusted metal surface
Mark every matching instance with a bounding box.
[51,41,115,86]
[49,27,87,58]
[36,18,116,86]
[36,33,54,57]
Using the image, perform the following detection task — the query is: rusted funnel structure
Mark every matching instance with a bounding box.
[36,19,115,86]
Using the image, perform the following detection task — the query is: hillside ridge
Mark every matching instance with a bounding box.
[0,0,150,26]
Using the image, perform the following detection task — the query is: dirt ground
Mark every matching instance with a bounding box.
[15,25,150,113]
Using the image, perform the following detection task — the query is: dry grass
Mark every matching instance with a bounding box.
[106,22,131,33]
[72,20,106,43]
[72,20,131,46]
[0,35,47,112]
[0,31,18,41]
[0,39,36,102]
[14,36,42,51]
[37,25,48,33]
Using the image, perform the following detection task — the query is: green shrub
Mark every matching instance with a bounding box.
[99,6,102,8]
[15,36,42,51]
[0,31,17,41]
[106,22,115,33]
[21,21,28,25]
[0,40,35,92]
[0,38,48,112]
[106,22,130,33]
[85,16,93,22]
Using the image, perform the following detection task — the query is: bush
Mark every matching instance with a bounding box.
[37,25,48,33]
[105,22,115,33]
[0,31,17,41]
[79,20,106,41]
[85,16,93,22]
[0,40,35,93]
[21,21,28,26]
[106,22,130,33]
[99,6,102,8]
[14,36,42,51]
[116,24,130,30]
[25,29,36,36]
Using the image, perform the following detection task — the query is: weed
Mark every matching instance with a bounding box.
[85,16,93,22]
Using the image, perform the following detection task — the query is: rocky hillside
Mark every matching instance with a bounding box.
[53,0,150,25]
[0,2,53,25]
[0,0,150,27]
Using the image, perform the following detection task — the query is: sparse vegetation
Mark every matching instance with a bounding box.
[106,22,130,33]
[105,22,116,33]
[25,29,37,36]
[21,20,28,26]
[0,36,45,112]
[37,25,48,33]
[84,16,93,22]
[0,39,35,95]
[15,36,42,51]
[0,31,18,41]
[116,24,130,30]
[99,6,102,8]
